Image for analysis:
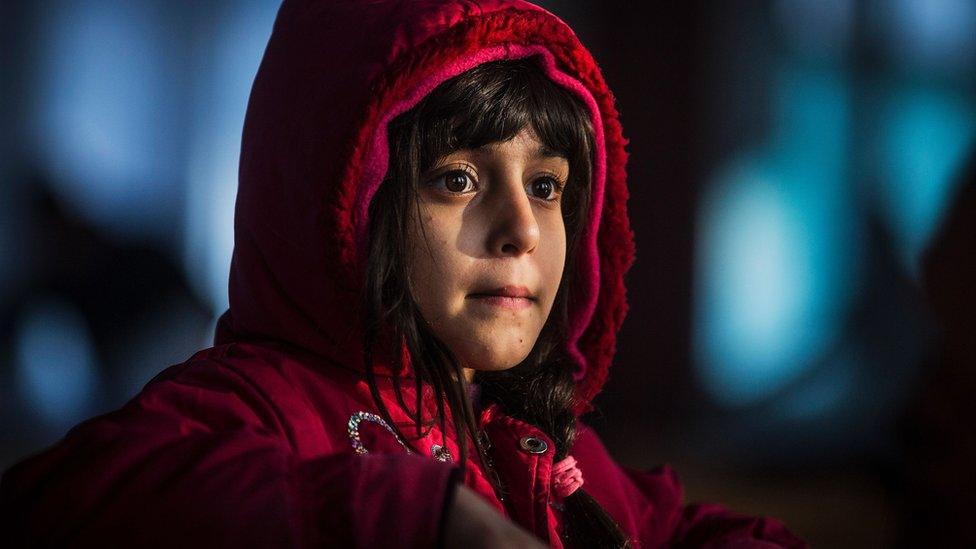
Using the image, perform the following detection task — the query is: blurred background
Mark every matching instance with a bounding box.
[1,1,974,546]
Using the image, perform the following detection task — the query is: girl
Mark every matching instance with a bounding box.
[1,1,804,547]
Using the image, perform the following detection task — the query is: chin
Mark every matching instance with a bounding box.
[460,342,533,373]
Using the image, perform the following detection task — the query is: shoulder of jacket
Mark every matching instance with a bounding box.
[134,342,368,453]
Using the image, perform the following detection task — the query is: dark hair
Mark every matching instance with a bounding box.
[363,57,629,547]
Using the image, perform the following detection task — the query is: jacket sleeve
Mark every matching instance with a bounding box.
[0,359,461,548]
[571,425,806,549]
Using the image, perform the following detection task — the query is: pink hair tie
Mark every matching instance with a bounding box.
[551,455,584,499]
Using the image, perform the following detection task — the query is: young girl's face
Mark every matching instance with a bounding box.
[407,127,569,378]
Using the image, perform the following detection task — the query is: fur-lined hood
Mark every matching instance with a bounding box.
[213,0,634,413]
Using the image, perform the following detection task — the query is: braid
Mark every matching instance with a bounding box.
[478,354,631,548]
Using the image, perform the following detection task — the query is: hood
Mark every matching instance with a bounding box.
[214,0,634,414]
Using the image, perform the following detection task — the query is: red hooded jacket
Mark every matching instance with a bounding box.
[2,1,805,547]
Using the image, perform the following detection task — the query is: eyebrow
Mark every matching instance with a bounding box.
[472,142,566,159]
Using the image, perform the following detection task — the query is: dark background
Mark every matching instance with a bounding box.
[3,1,975,547]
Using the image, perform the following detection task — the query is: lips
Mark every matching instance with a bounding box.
[466,285,537,312]
[467,285,536,300]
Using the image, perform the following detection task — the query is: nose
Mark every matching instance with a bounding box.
[485,177,540,257]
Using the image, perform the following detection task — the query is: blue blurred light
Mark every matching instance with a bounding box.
[874,87,975,275]
[771,355,857,422]
[774,0,854,61]
[694,66,860,407]
[14,297,100,432]
[875,0,976,74]
[31,0,185,241]
[183,1,280,314]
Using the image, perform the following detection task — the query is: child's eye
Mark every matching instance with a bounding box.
[434,169,477,194]
[528,175,564,201]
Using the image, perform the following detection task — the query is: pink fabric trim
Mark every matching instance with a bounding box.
[550,455,584,499]
[352,44,606,383]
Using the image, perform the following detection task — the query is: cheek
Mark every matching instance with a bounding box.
[405,205,462,312]
[540,214,567,300]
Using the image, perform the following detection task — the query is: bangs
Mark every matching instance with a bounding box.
[408,57,594,178]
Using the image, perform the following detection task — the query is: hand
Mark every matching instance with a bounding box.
[442,484,547,548]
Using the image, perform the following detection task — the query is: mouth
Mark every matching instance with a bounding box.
[466,285,536,311]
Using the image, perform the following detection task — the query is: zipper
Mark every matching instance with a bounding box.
[478,429,506,502]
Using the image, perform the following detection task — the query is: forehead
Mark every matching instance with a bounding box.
[462,128,567,161]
